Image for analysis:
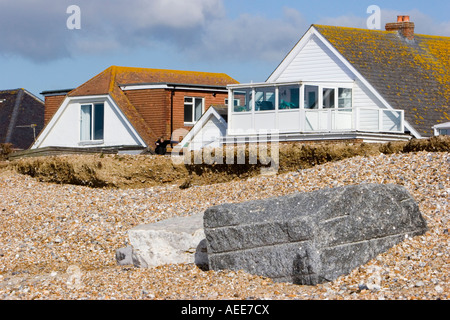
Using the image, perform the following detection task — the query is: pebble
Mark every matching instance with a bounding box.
[0,151,449,300]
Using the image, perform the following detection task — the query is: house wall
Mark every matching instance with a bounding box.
[227,31,408,139]
[124,89,169,141]
[171,89,228,137]
[276,35,354,82]
[189,114,227,151]
[34,97,144,149]
[272,33,387,112]
[124,88,229,144]
[39,88,229,150]
[44,95,66,125]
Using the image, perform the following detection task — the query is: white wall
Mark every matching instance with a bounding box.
[189,115,227,151]
[272,33,387,111]
[274,35,354,83]
[33,96,145,149]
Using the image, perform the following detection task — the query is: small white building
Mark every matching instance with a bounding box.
[433,122,450,136]
[179,106,228,151]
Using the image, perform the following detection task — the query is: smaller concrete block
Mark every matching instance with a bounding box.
[126,213,206,268]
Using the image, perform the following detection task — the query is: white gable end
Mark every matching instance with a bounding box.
[273,34,354,83]
[191,116,227,150]
[265,26,419,138]
[178,107,227,151]
[32,95,146,149]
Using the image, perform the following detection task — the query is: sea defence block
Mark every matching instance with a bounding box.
[203,184,428,285]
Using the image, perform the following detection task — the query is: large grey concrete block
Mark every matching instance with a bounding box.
[203,184,428,285]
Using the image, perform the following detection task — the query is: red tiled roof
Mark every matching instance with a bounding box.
[68,66,238,97]
[65,66,238,148]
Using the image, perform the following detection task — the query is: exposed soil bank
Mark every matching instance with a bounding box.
[3,136,449,189]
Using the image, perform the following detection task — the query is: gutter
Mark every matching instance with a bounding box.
[170,86,176,145]
[119,82,229,92]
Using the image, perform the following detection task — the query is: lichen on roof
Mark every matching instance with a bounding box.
[314,25,450,137]
[69,65,238,97]
[65,65,238,149]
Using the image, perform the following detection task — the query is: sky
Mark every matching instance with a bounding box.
[0,0,449,100]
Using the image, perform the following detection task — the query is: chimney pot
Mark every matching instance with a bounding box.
[386,16,415,40]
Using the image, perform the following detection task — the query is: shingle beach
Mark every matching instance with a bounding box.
[0,151,448,300]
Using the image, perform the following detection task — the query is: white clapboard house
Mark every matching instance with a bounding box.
[180,16,450,151]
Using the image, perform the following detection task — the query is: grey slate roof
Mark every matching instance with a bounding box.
[0,89,45,149]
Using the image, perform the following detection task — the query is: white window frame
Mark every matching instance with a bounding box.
[79,102,105,144]
[225,98,241,107]
[184,97,205,125]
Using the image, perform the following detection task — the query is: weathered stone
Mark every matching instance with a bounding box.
[194,239,209,271]
[66,265,83,289]
[203,184,428,285]
[115,245,142,267]
[120,213,207,268]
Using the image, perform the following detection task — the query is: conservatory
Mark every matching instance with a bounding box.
[226,81,405,138]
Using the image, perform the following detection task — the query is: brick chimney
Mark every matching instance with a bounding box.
[385,15,415,40]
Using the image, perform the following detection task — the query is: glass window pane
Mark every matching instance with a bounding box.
[279,85,299,109]
[338,88,352,109]
[232,89,252,112]
[255,87,275,111]
[323,88,335,109]
[93,103,104,140]
[184,102,193,123]
[194,98,203,121]
[304,85,318,109]
[80,105,92,140]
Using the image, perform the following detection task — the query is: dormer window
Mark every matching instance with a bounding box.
[80,103,104,142]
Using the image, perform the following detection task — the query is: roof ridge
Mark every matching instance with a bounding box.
[0,88,22,94]
[112,65,234,77]
[313,24,450,39]
[68,65,237,97]
[108,65,118,92]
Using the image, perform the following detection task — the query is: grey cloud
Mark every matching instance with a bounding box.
[192,7,309,63]
[0,1,448,64]
[0,1,72,61]
[0,0,225,61]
